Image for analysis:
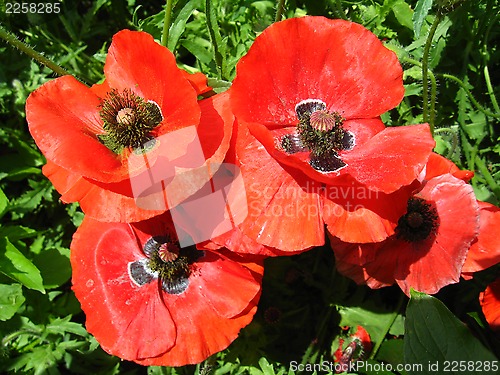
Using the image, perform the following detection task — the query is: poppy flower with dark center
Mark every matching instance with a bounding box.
[231,16,434,193]
[479,278,500,332]
[27,30,232,222]
[71,213,263,366]
[226,17,434,252]
[331,171,479,295]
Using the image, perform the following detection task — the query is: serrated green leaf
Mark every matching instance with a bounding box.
[404,291,498,374]
[0,283,25,320]
[0,238,45,293]
[412,0,433,38]
[0,225,37,241]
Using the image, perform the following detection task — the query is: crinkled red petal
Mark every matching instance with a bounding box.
[71,218,177,360]
[231,17,404,125]
[234,123,325,252]
[462,201,500,277]
[479,279,500,331]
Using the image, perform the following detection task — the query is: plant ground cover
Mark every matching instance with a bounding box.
[0,0,499,374]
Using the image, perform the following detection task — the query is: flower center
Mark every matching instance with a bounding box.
[98,89,163,154]
[395,197,439,242]
[280,99,354,172]
[128,236,203,295]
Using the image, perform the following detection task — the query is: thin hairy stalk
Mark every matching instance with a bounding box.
[422,14,443,133]
[275,0,286,22]
[0,25,71,77]
[484,66,500,114]
[475,156,500,200]
[161,0,174,47]
[440,74,500,118]
[330,0,347,20]
[434,128,459,159]
[205,0,225,79]
[402,57,437,125]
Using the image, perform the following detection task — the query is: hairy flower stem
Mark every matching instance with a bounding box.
[0,25,71,77]
[275,0,286,22]
[403,57,438,123]
[330,0,347,20]
[440,73,500,118]
[484,66,500,114]
[161,0,174,47]
[434,128,459,159]
[422,14,443,134]
[205,0,226,80]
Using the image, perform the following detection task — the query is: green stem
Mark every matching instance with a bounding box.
[275,0,286,22]
[440,73,500,118]
[422,14,442,133]
[0,25,71,77]
[161,0,174,47]
[434,127,459,159]
[484,66,500,114]
[402,57,437,124]
[369,293,405,360]
[330,0,347,20]
[475,155,500,199]
[205,0,224,79]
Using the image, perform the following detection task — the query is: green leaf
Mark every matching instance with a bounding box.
[412,0,433,38]
[0,283,25,321]
[167,0,202,52]
[33,247,71,289]
[392,0,414,30]
[0,238,45,293]
[0,187,8,219]
[404,290,498,374]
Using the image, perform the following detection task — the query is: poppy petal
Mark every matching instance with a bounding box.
[462,201,500,277]
[322,182,415,243]
[231,17,404,125]
[479,279,500,331]
[43,161,165,222]
[394,174,479,295]
[71,218,177,360]
[26,76,130,183]
[236,124,325,252]
[104,30,200,134]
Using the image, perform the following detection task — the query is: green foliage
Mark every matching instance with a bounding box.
[0,0,499,373]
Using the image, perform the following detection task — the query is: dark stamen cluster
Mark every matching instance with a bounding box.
[395,197,439,242]
[98,89,163,154]
[129,236,203,295]
[281,99,353,172]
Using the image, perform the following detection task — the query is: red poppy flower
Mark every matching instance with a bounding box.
[231,16,434,193]
[227,17,434,252]
[27,30,232,222]
[70,213,263,366]
[331,171,479,295]
[479,278,500,332]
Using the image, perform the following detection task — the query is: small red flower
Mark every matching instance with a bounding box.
[227,17,434,252]
[331,155,480,295]
[70,213,263,366]
[27,30,232,222]
[480,279,500,332]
